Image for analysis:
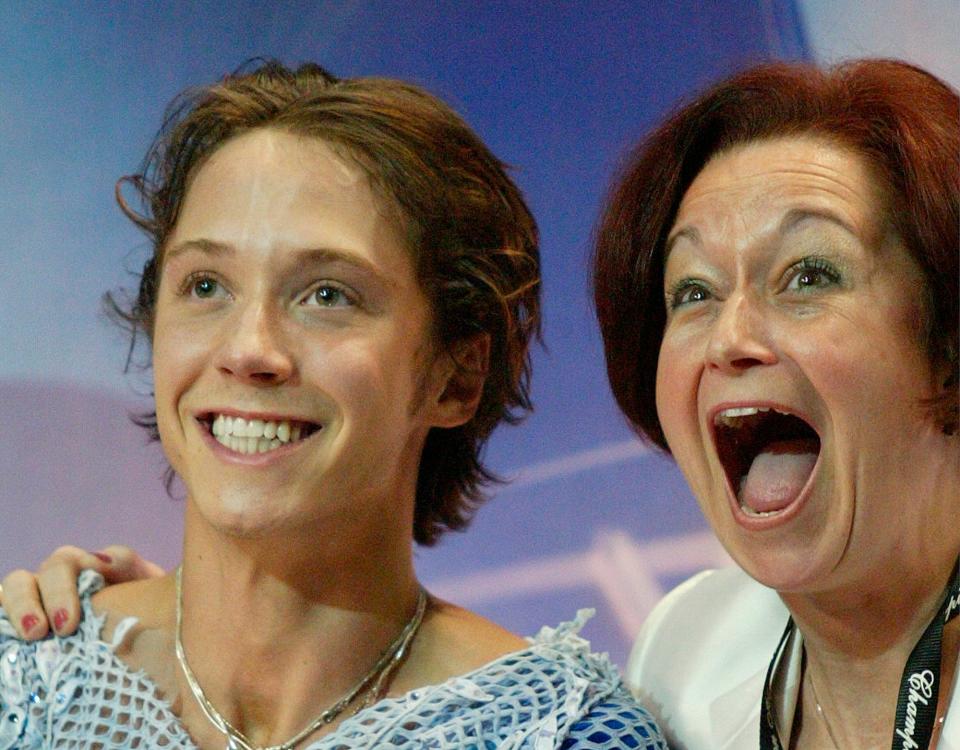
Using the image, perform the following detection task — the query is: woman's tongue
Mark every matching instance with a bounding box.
[738,438,818,514]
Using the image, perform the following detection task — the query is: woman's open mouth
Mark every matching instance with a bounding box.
[712,406,820,518]
[202,413,322,455]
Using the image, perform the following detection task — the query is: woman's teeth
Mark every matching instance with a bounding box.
[714,405,771,426]
[210,415,307,454]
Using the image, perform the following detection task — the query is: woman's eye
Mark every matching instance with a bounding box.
[785,258,841,292]
[304,284,353,308]
[667,281,712,310]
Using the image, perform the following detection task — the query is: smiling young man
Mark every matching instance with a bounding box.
[153,130,455,546]
[0,62,664,748]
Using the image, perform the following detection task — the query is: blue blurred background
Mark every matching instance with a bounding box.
[2,0,956,666]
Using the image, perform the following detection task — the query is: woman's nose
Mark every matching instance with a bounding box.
[215,301,294,385]
[704,292,777,375]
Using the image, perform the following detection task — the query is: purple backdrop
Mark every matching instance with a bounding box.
[0,1,807,665]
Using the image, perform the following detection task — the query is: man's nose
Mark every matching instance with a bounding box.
[214,301,294,385]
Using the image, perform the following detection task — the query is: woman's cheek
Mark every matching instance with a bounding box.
[655,335,700,446]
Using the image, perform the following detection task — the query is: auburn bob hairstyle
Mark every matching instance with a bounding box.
[593,59,959,449]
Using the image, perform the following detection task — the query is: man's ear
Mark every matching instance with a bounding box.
[429,333,490,428]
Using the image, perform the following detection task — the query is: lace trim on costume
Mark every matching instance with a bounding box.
[0,573,665,749]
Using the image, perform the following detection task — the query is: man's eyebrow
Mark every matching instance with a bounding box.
[290,247,384,279]
[164,238,232,263]
[163,240,389,282]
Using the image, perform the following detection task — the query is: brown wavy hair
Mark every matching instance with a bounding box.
[593,59,959,448]
[110,60,541,545]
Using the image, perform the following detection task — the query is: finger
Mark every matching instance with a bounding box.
[96,545,165,583]
[37,545,105,636]
[0,569,50,640]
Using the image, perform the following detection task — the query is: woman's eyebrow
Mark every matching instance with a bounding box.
[165,240,394,289]
[778,207,858,238]
[664,226,701,260]
[289,247,384,278]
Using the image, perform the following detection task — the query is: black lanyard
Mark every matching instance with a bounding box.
[760,559,960,750]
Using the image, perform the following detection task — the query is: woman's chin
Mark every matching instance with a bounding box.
[726,538,841,594]
[704,478,847,594]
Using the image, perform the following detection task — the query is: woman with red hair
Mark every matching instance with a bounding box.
[594,59,958,748]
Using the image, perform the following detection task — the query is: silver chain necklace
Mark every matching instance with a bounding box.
[806,666,841,750]
[174,567,427,750]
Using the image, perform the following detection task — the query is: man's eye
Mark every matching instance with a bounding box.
[305,284,353,308]
[180,274,226,300]
[192,277,220,298]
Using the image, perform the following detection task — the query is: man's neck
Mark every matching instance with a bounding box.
[174,499,422,746]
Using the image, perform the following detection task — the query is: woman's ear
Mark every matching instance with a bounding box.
[427,333,490,428]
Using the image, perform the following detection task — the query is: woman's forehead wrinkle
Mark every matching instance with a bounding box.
[678,148,885,254]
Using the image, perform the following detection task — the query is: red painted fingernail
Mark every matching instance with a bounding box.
[93,552,112,564]
[21,614,39,633]
[53,609,68,631]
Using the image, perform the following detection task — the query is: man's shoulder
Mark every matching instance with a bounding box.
[0,610,101,748]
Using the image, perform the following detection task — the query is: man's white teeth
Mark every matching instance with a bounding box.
[214,434,283,454]
[210,414,309,454]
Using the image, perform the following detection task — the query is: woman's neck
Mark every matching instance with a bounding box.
[783,558,959,747]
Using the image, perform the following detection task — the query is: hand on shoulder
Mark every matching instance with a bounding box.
[0,545,164,640]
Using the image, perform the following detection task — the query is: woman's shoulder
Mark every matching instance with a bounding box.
[413,603,624,698]
[404,596,527,686]
[522,613,666,748]
[623,566,789,748]
[629,566,785,658]
[89,572,175,636]
[627,566,789,681]
[559,690,667,749]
